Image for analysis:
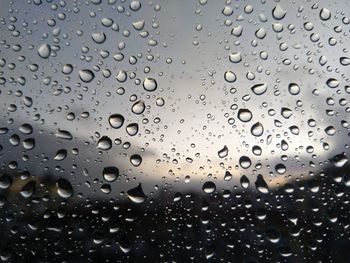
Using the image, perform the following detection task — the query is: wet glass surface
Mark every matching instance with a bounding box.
[0,0,350,261]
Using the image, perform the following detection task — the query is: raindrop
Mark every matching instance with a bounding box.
[251,83,267,95]
[56,178,73,198]
[272,4,286,20]
[143,78,158,92]
[320,8,331,21]
[127,183,146,203]
[97,136,112,150]
[224,70,236,83]
[20,181,35,198]
[37,43,51,58]
[239,156,252,169]
[340,57,350,66]
[238,109,252,122]
[130,154,142,167]
[91,32,106,44]
[288,83,300,95]
[240,175,250,189]
[103,166,119,182]
[251,122,264,137]
[202,181,216,194]
[54,149,67,161]
[255,174,269,194]
[126,123,139,136]
[218,145,229,158]
[132,100,145,115]
[229,52,242,63]
[109,114,124,129]
[79,69,95,83]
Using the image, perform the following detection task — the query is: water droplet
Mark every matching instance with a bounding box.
[255,28,266,39]
[97,136,112,150]
[326,78,339,88]
[224,70,236,82]
[109,114,124,129]
[0,175,11,189]
[20,181,35,198]
[237,109,252,122]
[103,166,119,182]
[156,97,165,106]
[320,8,331,21]
[115,70,127,82]
[224,171,232,181]
[56,178,73,198]
[251,83,267,95]
[281,107,293,119]
[272,4,286,20]
[126,123,139,136]
[288,83,300,95]
[130,0,141,11]
[54,149,67,161]
[240,175,250,189]
[239,156,251,169]
[229,52,242,63]
[340,57,350,66]
[332,153,348,167]
[255,174,269,194]
[127,183,146,203]
[91,32,106,44]
[231,25,243,37]
[23,138,35,150]
[222,6,233,16]
[37,43,51,58]
[218,145,228,158]
[143,78,158,92]
[131,100,145,115]
[275,163,286,174]
[251,122,264,137]
[202,181,216,194]
[79,69,95,83]
[130,154,142,167]
[55,129,73,140]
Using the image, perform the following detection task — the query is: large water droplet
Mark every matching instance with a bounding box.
[20,181,36,198]
[240,175,250,189]
[132,100,145,115]
[251,83,267,95]
[239,156,251,169]
[272,4,286,20]
[56,178,73,198]
[103,166,119,182]
[109,114,124,129]
[229,52,242,63]
[54,149,67,161]
[218,145,229,158]
[79,69,95,83]
[130,154,142,167]
[251,122,264,137]
[224,70,236,83]
[97,136,112,150]
[127,183,146,203]
[255,174,269,194]
[288,83,300,95]
[320,8,331,21]
[202,181,216,194]
[237,109,252,122]
[126,123,139,136]
[143,78,158,92]
[91,32,106,44]
[38,43,51,58]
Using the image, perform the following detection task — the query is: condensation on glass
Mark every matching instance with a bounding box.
[0,0,349,261]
